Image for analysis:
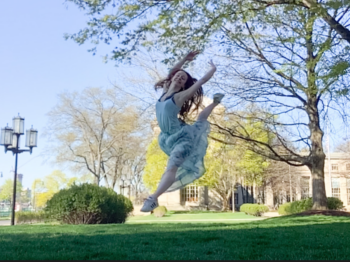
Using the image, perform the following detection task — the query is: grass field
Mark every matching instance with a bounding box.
[0,214,350,260]
[127,211,263,223]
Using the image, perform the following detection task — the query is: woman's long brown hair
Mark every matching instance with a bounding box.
[155,69,203,122]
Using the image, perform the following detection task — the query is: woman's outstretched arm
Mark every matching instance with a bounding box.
[174,60,216,107]
[162,51,200,94]
[168,51,200,75]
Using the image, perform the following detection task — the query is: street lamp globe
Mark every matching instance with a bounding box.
[0,126,13,146]
[11,134,20,149]
[25,127,38,148]
[12,115,24,135]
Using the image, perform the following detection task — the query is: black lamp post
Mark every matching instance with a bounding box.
[0,115,38,226]
[120,175,131,199]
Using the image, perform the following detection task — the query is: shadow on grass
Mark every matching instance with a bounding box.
[0,215,349,260]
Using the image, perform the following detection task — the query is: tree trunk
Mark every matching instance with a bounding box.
[232,192,235,212]
[307,97,328,210]
[309,152,328,210]
[246,186,249,203]
[94,175,99,185]
[304,13,328,210]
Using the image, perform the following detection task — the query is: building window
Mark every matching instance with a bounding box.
[347,178,350,205]
[347,164,350,171]
[181,185,199,202]
[331,178,341,199]
[301,177,310,199]
[332,164,338,171]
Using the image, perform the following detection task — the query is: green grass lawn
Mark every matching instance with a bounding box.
[127,211,262,223]
[0,214,350,260]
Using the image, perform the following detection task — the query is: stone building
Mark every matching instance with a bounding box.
[158,153,350,211]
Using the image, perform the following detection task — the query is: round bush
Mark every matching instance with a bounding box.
[153,206,167,217]
[327,197,344,210]
[240,204,269,216]
[45,183,133,224]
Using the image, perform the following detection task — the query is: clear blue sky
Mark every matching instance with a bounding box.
[0,1,123,188]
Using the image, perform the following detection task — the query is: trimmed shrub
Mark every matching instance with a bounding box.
[153,206,167,217]
[45,183,133,224]
[15,211,51,225]
[240,204,269,216]
[278,197,344,215]
[327,197,344,210]
[289,198,313,214]
[278,203,292,215]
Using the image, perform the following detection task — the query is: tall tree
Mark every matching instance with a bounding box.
[45,87,147,187]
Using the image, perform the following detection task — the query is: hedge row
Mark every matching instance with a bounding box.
[278,197,344,215]
[15,211,52,224]
[240,204,269,216]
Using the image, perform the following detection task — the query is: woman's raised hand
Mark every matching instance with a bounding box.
[185,51,200,61]
[208,60,217,71]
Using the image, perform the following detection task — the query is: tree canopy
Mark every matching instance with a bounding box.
[65,0,350,62]
[66,0,350,209]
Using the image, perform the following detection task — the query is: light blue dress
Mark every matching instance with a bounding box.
[156,93,210,192]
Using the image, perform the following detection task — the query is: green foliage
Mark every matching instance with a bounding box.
[278,197,344,215]
[327,197,344,210]
[278,203,292,215]
[153,206,167,218]
[32,171,96,208]
[143,138,168,192]
[239,204,269,216]
[45,183,133,224]
[0,179,22,204]
[15,211,51,225]
[289,198,313,214]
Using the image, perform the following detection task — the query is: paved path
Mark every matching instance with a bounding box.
[0,220,10,226]
[262,212,280,218]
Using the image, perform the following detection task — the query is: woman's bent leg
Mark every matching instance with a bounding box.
[197,102,218,121]
[197,93,224,121]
